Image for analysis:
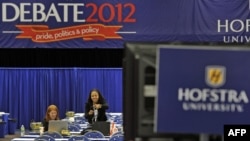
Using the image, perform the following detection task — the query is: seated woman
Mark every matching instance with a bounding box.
[84,89,109,124]
[42,104,60,131]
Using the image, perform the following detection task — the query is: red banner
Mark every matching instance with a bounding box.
[16,24,122,42]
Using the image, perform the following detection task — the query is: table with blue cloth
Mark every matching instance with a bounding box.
[11,137,109,141]
[11,134,110,141]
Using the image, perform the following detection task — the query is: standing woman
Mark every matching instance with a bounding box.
[42,104,60,131]
[85,89,109,124]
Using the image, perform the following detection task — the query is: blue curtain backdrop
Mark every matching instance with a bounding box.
[0,68,122,128]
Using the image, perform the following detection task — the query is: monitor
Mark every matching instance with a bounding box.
[92,121,111,136]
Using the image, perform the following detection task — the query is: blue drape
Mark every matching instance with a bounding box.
[0,68,122,128]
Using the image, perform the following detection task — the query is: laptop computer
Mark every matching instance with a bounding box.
[48,120,68,133]
[92,121,110,136]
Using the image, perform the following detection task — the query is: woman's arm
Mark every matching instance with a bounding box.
[101,102,109,110]
[84,103,94,122]
[42,119,49,132]
[94,102,109,110]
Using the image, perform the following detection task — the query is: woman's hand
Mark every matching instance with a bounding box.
[93,104,102,109]
[88,110,94,115]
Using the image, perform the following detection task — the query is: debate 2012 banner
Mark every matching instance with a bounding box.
[0,0,250,48]
[156,45,250,134]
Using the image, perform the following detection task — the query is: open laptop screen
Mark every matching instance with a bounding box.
[48,120,68,133]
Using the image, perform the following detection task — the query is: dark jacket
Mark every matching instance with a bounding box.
[84,102,109,124]
[42,119,49,132]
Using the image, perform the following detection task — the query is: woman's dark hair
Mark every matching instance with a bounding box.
[87,88,105,104]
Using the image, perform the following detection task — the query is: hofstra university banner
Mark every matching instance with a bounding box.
[156,45,250,134]
[0,0,250,48]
